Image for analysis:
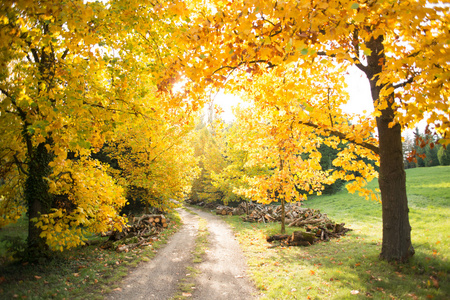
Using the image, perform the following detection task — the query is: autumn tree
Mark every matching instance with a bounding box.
[104,98,199,213]
[0,0,131,255]
[164,0,449,261]
[210,123,252,205]
[227,67,376,233]
[0,0,194,256]
[189,121,228,204]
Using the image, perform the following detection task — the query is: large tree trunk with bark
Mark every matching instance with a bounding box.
[25,142,54,256]
[280,198,285,234]
[376,107,414,261]
[366,36,414,262]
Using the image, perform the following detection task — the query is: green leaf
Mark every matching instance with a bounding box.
[363,48,372,56]
[351,3,359,9]
[78,140,92,149]
[301,48,308,55]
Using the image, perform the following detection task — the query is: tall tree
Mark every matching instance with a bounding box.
[105,99,199,213]
[164,0,449,261]
[189,124,227,204]
[0,0,194,255]
[210,123,252,205]
[0,0,131,254]
[228,67,377,233]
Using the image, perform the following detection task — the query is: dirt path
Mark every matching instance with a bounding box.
[191,208,258,299]
[107,207,258,299]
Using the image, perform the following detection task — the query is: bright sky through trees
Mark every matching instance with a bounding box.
[214,66,373,123]
[214,67,428,139]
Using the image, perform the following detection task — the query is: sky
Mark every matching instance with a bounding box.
[213,65,374,122]
[211,66,426,139]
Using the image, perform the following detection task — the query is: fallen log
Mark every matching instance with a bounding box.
[266,234,290,243]
[291,231,316,244]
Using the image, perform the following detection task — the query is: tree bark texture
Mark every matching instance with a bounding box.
[366,37,414,262]
[25,142,54,255]
[281,198,286,234]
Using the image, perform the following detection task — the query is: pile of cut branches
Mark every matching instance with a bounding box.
[212,202,352,247]
[102,214,168,252]
[215,204,246,216]
[240,203,329,226]
[267,222,352,247]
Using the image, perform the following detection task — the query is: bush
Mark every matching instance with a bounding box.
[2,235,27,261]
[438,146,450,166]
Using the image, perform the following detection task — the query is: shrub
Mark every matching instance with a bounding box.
[438,146,450,165]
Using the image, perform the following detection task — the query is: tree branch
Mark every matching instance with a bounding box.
[52,171,75,183]
[354,62,369,74]
[212,59,276,75]
[61,49,69,60]
[13,154,29,175]
[0,87,11,98]
[298,121,380,155]
[316,51,335,57]
[31,48,40,63]
[393,76,415,89]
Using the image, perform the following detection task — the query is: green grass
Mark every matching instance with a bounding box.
[0,214,28,262]
[0,211,182,299]
[222,166,450,299]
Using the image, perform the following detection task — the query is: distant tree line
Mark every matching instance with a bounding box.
[403,127,450,169]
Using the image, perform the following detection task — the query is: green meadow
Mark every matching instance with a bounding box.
[224,166,450,299]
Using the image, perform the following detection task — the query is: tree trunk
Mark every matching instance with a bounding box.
[376,110,414,262]
[280,198,285,234]
[279,156,286,234]
[25,142,54,256]
[366,36,414,262]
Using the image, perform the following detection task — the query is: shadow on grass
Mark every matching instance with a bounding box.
[224,215,449,300]
[0,211,182,299]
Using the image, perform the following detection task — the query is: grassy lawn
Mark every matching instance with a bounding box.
[223,166,450,299]
[0,211,182,299]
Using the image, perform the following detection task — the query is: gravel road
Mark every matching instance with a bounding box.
[107,207,258,300]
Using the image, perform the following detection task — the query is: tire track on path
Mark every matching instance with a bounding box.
[190,207,258,300]
[107,206,258,299]
[107,208,199,300]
